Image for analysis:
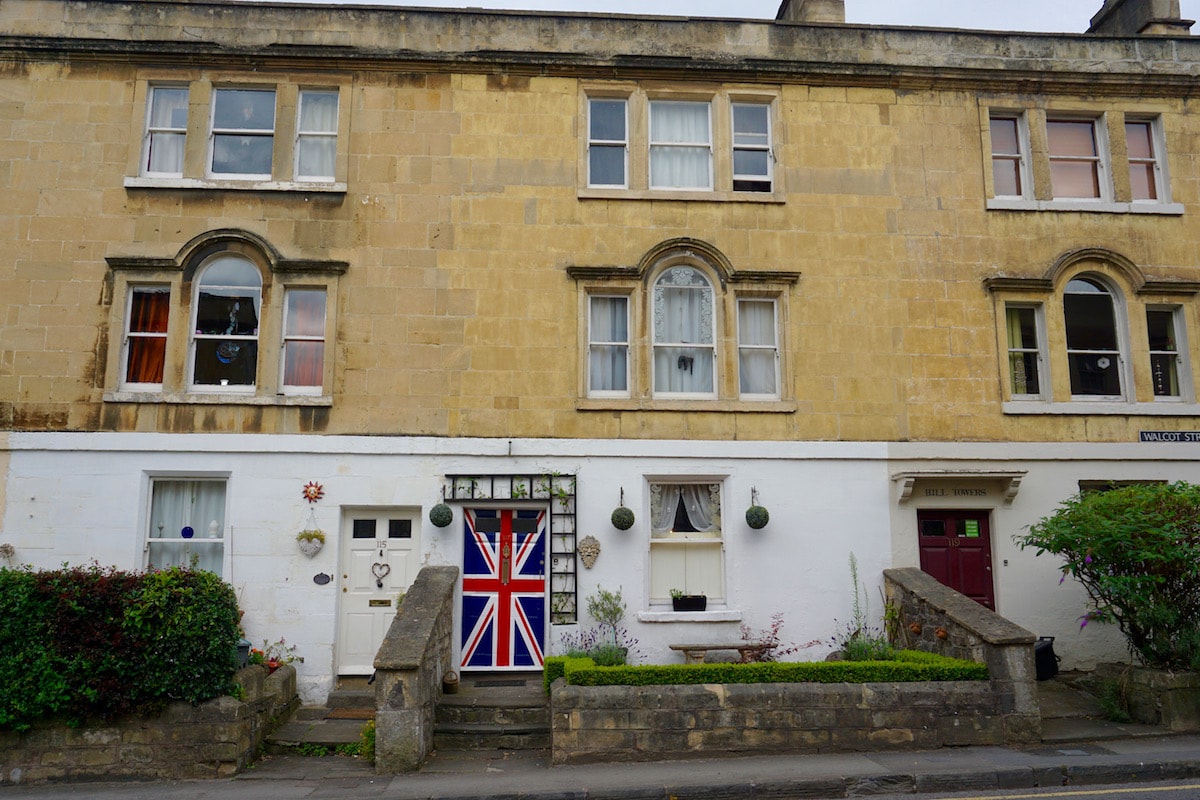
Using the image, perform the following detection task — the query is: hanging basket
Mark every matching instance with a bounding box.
[611,506,635,531]
[745,505,770,530]
[297,528,325,557]
[429,503,454,528]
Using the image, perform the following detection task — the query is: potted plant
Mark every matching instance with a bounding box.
[296,528,325,557]
[670,588,707,612]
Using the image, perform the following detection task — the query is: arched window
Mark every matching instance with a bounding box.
[652,266,715,397]
[191,255,262,390]
[1063,277,1124,398]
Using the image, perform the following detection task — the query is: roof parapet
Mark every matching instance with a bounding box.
[1088,0,1194,35]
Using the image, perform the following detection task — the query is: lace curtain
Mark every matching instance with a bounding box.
[653,267,714,393]
[650,484,721,534]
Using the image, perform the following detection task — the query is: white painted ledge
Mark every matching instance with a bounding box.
[637,609,742,623]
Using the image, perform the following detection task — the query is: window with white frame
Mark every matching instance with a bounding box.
[122,286,171,390]
[210,88,276,178]
[652,267,716,396]
[142,86,189,177]
[1063,277,1125,398]
[1004,304,1044,398]
[737,298,779,398]
[732,102,772,193]
[988,113,1029,199]
[295,90,339,181]
[587,295,630,396]
[281,288,327,393]
[648,482,724,604]
[1125,119,1164,203]
[190,255,262,390]
[1147,307,1185,399]
[146,478,226,576]
[649,101,713,191]
[587,98,628,188]
[1047,118,1108,200]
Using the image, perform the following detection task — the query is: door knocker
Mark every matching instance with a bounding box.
[371,562,392,589]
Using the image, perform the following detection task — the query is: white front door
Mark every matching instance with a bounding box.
[336,509,421,674]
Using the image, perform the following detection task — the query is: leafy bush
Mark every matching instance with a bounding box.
[1016,482,1200,671]
[0,564,241,731]
[557,650,986,687]
[558,585,639,666]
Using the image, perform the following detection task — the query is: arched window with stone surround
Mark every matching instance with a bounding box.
[190,255,263,391]
[652,265,716,397]
[1063,276,1125,399]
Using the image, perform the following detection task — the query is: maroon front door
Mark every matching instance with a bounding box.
[917,509,995,610]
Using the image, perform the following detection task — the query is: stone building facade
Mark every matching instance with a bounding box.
[1,0,1198,702]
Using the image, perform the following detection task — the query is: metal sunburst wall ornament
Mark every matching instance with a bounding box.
[303,481,325,503]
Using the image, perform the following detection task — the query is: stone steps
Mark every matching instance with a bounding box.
[432,671,549,752]
[263,676,375,754]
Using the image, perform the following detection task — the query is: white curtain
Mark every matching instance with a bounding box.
[649,102,711,189]
[738,300,777,395]
[297,91,338,179]
[650,484,721,534]
[654,268,714,394]
[147,480,225,575]
[589,296,628,392]
[147,88,187,174]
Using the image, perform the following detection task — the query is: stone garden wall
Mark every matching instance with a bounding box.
[373,564,458,773]
[1093,663,1200,731]
[0,664,297,785]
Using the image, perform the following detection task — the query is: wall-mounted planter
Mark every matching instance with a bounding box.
[296,529,325,558]
[672,595,707,612]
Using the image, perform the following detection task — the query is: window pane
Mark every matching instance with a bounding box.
[589,145,625,186]
[286,290,326,337]
[1064,292,1118,350]
[150,88,189,128]
[1147,309,1176,351]
[1126,121,1154,159]
[298,91,338,133]
[1050,160,1100,198]
[653,346,713,393]
[1129,163,1158,201]
[733,149,769,178]
[992,158,1021,197]
[297,137,335,180]
[213,89,275,131]
[589,99,625,141]
[284,340,324,387]
[590,345,628,392]
[1005,306,1037,349]
[1148,309,1180,398]
[1008,352,1040,395]
[146,87,188,175]
[590,296,627,342]
[989,117,1019,154]
[733,104,769,144]
[738,300,775,346]
[1067,353,1122,396]
[1047,120,1097,158]
[212,134,273,176]
[194,340,258,386]
[650,146,710,189]
[650,102,710,144]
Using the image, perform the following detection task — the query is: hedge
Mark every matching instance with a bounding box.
[544,650,986,689]
[0,564,241,731]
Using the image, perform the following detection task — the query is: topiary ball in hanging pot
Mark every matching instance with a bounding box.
[611,506,635,531]
[429,503,454,528]
[745,505,770,530]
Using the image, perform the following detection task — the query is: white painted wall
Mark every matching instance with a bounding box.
[2,432,1192,703]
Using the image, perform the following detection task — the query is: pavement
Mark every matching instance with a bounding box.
[7,676,1200,799]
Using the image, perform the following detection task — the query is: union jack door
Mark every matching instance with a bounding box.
[461,508,547,670]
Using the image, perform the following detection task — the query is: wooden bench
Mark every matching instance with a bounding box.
[669,642,770,664]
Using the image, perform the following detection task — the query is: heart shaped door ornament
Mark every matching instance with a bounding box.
[372,562,391,588]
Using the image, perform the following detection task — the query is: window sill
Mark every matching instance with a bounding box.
[986,197,1184,215]
[104,390,332,406]
[637,608,742,623]
[1003,400,1200,415]
[124,177,347,194]
[577,398,796,413]
[578,187,785,204]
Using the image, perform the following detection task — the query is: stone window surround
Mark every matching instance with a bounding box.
[103,229,347,407]
[577,83,785,203]
[123,73,350,194]
[986,248,1200,415]
[568,238,800,411]
[981,104,1182,215]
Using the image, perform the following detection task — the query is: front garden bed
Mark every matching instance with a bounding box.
[547,651,1030,764]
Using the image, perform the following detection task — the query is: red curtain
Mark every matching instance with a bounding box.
[126,289,170,384]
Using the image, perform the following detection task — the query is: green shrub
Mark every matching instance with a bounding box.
[0,564,241,731]
[1017,481,1200,671]
[359,719,376,763]
[556,650,985,687]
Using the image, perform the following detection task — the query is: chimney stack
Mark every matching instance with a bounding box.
[775,0,845,24]
[1088,0,1193,35]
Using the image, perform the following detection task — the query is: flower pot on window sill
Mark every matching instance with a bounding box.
[672,595,707,612]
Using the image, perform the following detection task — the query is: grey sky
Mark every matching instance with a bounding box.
[299,0,1200,33]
